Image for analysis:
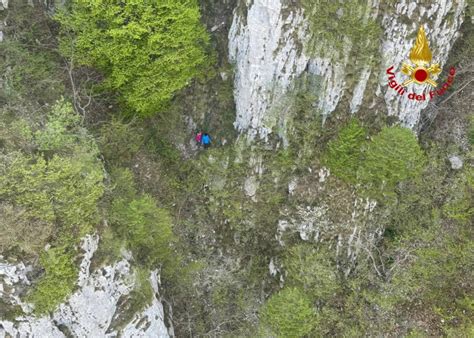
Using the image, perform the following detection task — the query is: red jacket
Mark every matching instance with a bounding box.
[195,132,202,143]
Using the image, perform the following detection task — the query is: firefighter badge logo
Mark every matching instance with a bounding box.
[385,25,456,102]
[401,26,441,87]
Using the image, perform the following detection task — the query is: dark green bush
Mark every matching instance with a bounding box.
[111,195,174,267]
[109,168,175,269]
[324,118,366,183]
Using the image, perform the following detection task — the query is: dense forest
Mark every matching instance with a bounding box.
[0,0,473,337]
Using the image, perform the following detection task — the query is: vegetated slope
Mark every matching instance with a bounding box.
[0,1,473,337]
[0,3,173,335]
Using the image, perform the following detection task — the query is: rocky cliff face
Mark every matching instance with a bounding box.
[227,0,468,272]
[229,0,466,138]
[0,236,171,338]
[0,0,470,334]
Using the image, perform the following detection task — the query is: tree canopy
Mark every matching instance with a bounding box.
[57,0,210,116]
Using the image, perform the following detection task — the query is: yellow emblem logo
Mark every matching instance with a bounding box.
[385,25,456,102]
[401,26,441,87]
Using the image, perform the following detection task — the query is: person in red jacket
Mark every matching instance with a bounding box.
[195,132,203,146]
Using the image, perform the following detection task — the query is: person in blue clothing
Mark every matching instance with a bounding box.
[201,133,211,148]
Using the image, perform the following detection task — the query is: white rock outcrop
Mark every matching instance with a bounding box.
[448,155,463,170]
[229,0,467,139]
[0,235,170,338]
[229,0,310,141]
[277,197,380,274]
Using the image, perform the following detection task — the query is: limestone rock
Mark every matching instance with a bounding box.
[229,0,467,139]
[449,155,463,170]
[0,235,171,337]
[244,176,258,198]
[229,0,310,141]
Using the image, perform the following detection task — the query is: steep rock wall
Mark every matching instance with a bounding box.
[0,236,170,338]
[227,0,468,274]
[228,0,309,141]
[229,0,467,139]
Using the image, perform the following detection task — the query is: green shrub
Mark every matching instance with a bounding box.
[324,118,366,183]
[358,126,426,195]
[34,100,82,154]
[0,153,104,243]
[0,154,55,224]
[57,0,210,116]
[0,101,104,251]
[283,244,339,301]
[98,118,144,165]
[28,246,77,314]
[109,167,138,202]
[111,194,175,268]
[443,168,474,224]
[0,41,63,105]
[106,167,181,280]
[260,287,317,337]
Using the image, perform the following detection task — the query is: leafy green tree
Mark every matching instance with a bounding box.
[0,100,104,251]
[112,195,174,266]
[0,1,64,107]
[324,118,366,183]
[57,0,210,116]
[260,287,317,337]
[34,99,83,154]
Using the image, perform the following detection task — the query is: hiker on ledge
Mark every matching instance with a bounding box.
[202,133,211,148]
[195,131,203,146]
